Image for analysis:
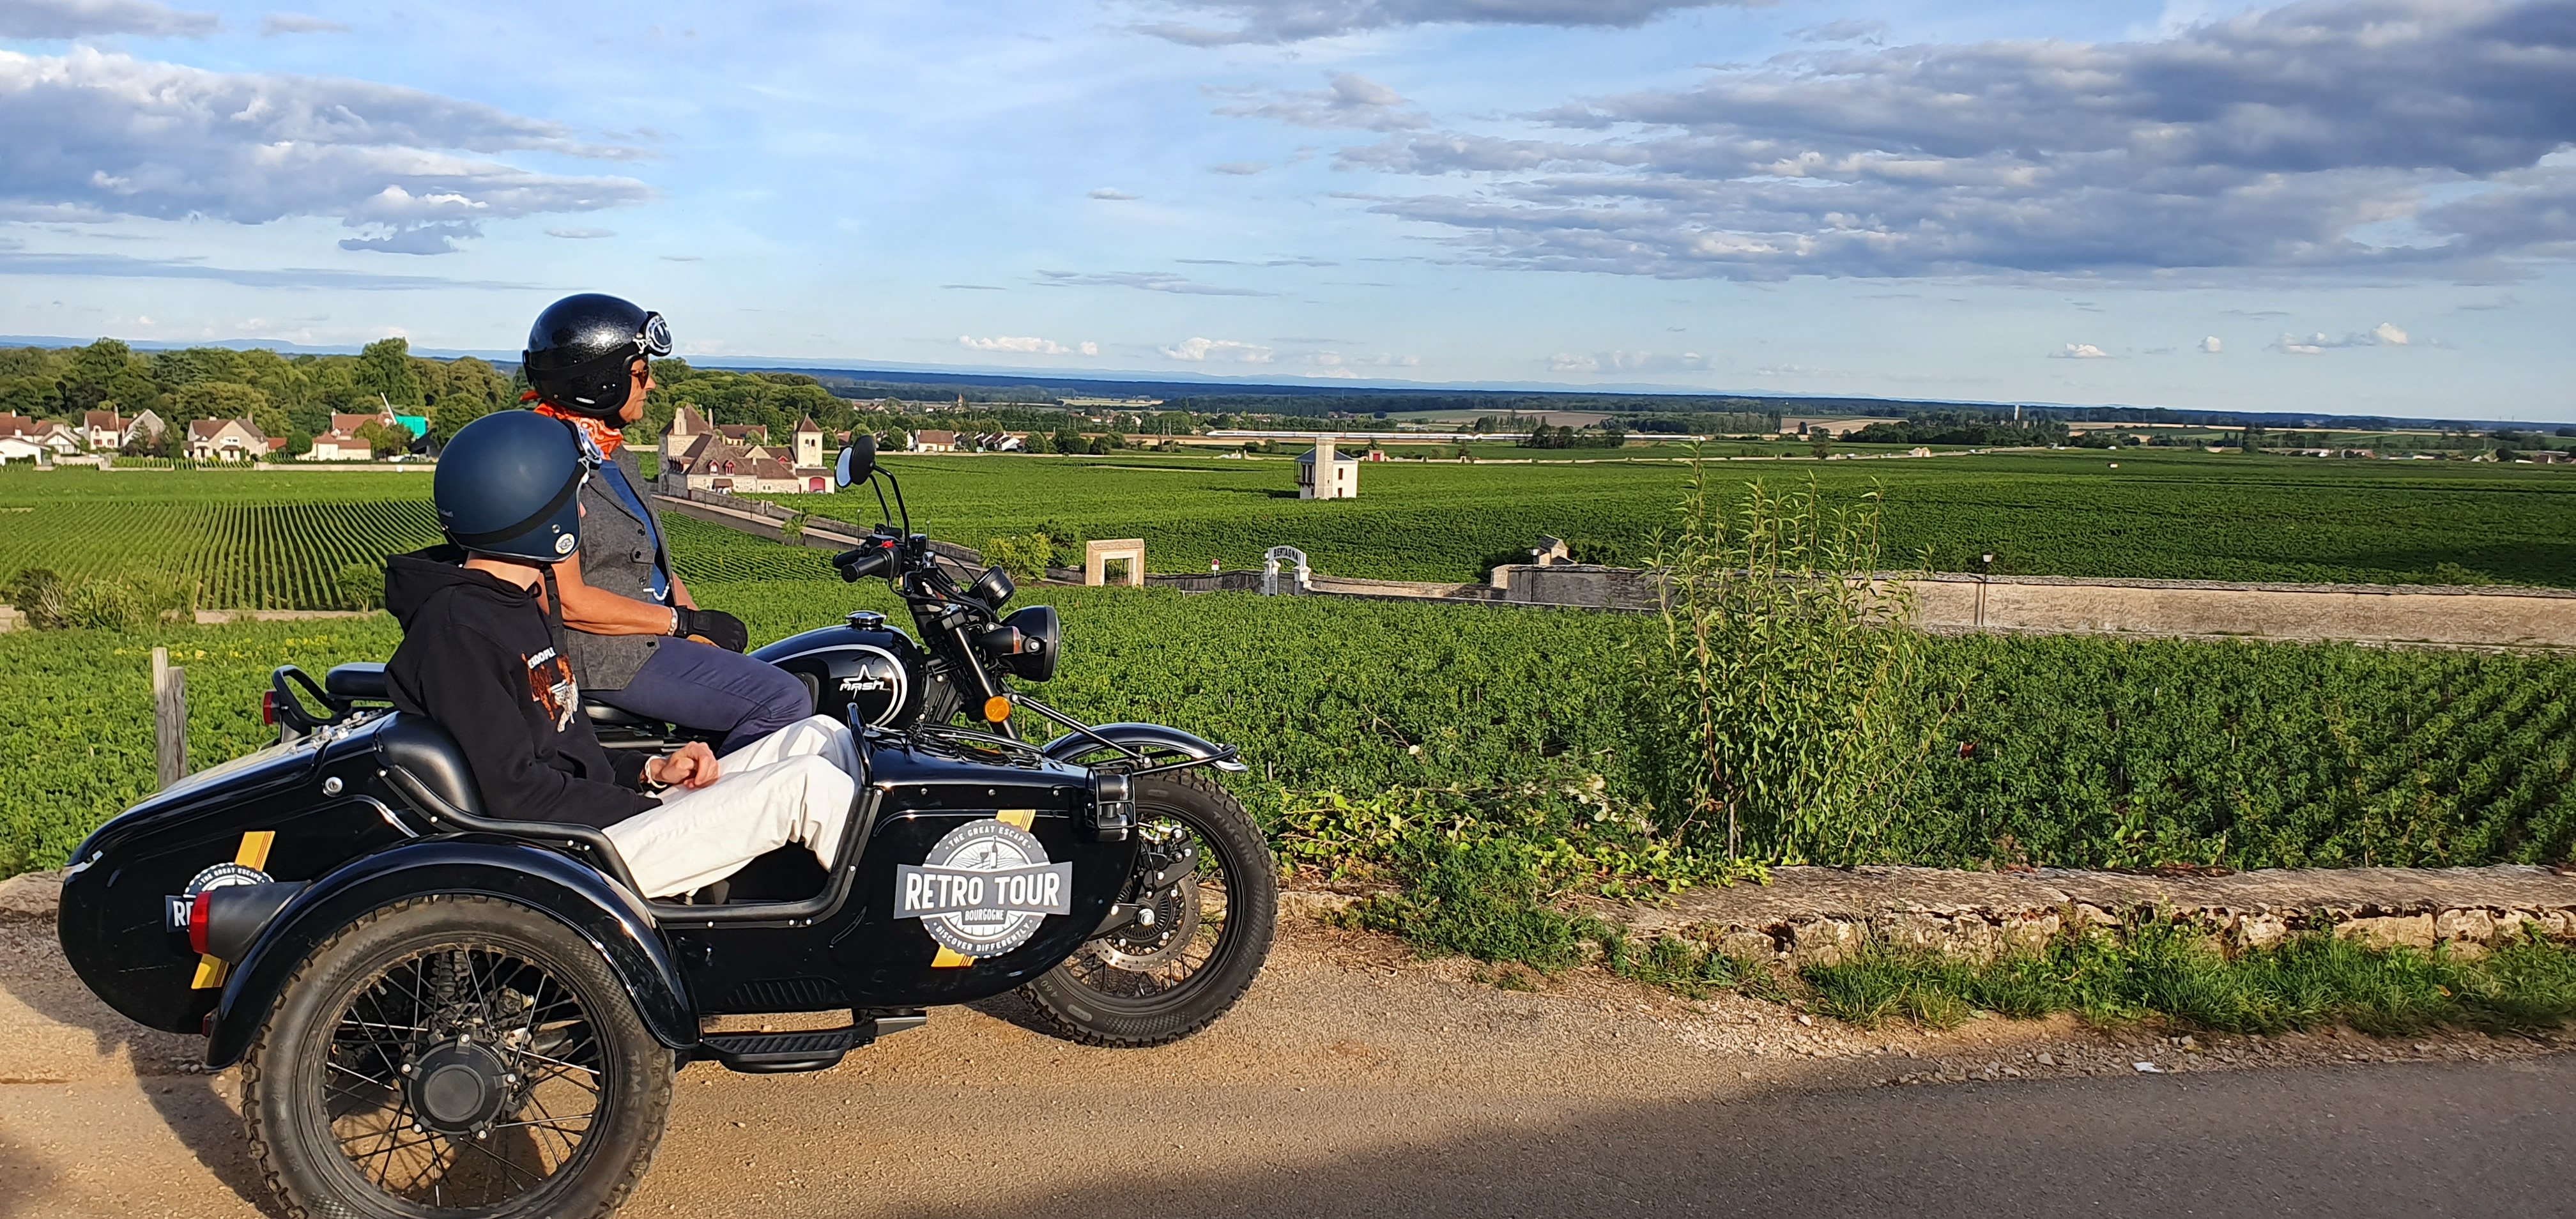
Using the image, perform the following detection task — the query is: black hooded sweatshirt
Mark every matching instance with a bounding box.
[384,546,659,829]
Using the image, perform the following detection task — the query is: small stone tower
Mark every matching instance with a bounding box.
[794,415,823,469]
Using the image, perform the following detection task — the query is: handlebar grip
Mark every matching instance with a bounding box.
[832,544,894,582]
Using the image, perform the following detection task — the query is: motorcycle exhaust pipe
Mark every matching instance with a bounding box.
[187,882,310,962]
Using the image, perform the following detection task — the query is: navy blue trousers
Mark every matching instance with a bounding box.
[590,638,813,754]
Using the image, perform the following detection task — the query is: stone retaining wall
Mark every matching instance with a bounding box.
[1594,864,2576,966]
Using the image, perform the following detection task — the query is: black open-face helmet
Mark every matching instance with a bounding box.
[521,293,671,422]
[433,411,594,564]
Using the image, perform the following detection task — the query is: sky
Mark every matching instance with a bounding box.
[2,0,2572,418]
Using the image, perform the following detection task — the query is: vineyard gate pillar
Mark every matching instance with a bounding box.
[1262,546,1311,596]
[1085,539,1146,587]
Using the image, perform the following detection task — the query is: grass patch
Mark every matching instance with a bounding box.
[1802,921,2576,1036]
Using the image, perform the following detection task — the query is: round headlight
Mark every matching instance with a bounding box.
[1000,606,1060,682]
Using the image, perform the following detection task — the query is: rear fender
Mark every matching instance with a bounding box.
[1039,723,1239,769]
[204,838,696,1068]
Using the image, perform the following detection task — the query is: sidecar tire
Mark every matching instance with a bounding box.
[241,894,673,1219]
[1022,770,1276,1047]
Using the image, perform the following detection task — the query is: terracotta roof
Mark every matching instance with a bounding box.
[84,410,122,430]
[795,415,819,433]
[0,413,33,437]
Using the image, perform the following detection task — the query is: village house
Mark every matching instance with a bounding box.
[911,429,958,453]
[80,411,128,450]
[118,410,167,452]
[659,406,831,493]
[186,417,281,462]
[0,413,82,456]
[300,408,404,461]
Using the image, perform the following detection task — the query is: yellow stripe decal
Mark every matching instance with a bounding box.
[190,831,275,990]
[930,947,974,969]
[234,831,275,871]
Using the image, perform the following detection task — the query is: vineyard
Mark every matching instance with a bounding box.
[0,469,441,610]
[8,448,2576,611]
[778,447,2576,588]
[8,578,2573,878]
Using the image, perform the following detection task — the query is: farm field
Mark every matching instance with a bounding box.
[6,576,2572,878]
[784,446,2576,586]
[6,447,2576,608]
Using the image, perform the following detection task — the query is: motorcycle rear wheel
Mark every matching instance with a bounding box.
[1021,769,1276,1046]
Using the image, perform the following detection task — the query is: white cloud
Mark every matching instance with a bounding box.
[1080,341,1099,356]
[2269,322,2425,354]
[1210,161,1270,175]
[1035,269,1272,296]
[259,11,348,34]
[959,335,1080,355]
[1789,19,1885,43]
[1346,1,2576,282]
[1088,187,1139,200]
[2200,335,2223,354]
[2052,344,2113,359]
[1547,349,1712,373]
[1304,350,1418,369]
[0,0,215,38]
[1135,0,1755,45]
[0,49,650,254]
[546,227,615,239]
[1210,72,1429,132]
[1163,337,1275,363]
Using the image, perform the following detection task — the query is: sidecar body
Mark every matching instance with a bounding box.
[57,669,1141,1073]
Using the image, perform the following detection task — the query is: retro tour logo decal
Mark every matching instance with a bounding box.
[166,831,275,990]
[896,811,1070,967]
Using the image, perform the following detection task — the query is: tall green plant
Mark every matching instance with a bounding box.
[1645,459,1947,861]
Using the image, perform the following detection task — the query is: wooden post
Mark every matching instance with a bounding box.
[152,647,187,789]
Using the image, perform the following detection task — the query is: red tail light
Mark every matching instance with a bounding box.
[187,890,215,955]
[260,691,279,726]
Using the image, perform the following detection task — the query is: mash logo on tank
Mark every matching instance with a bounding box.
[896,818,1072,957]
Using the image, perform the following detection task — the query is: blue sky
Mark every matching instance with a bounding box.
[3,0,2572,418]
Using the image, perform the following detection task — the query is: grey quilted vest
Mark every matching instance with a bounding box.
[562,446,675,691]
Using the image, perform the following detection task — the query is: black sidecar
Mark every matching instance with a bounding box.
[57,666,1274,1219]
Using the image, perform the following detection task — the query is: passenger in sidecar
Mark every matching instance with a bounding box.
[385,410,861,900]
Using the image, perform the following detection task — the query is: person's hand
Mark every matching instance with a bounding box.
[671,606,750,652]
[647,741,719,790]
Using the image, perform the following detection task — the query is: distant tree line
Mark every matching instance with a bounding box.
[1844,411,2071,447]
[0,338,515,456]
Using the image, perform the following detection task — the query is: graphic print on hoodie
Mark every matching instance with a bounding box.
[526,645,577,732]
[383,545,657,829]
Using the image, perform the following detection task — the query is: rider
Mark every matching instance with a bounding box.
[517,293,811,753]
[385,410,861,899]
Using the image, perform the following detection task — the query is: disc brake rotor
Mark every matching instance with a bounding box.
[1096,873,1202,969]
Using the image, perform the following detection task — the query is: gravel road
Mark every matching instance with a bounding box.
[3,914,2568,1218]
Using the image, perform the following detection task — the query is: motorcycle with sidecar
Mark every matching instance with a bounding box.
[54,437,1276,1218]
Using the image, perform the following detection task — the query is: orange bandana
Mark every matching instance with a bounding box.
[532,399,625,457]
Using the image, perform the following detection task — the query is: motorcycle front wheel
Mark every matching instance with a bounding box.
[1021,769,1277,1046]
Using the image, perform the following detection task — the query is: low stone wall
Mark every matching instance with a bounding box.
[1592,864,2576,966]
[1910,574,2576,648]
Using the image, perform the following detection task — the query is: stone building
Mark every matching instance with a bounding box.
[1296,436,1359,500]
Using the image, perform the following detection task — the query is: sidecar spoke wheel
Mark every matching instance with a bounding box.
[243,895,671,1219]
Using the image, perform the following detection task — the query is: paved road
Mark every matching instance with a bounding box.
[3,917,2569,1218]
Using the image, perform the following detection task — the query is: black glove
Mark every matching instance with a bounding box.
[671,605,749,652]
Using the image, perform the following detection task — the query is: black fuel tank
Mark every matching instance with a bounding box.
[753,615,923,729]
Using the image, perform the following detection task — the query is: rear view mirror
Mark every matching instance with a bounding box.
[835,434,877,488]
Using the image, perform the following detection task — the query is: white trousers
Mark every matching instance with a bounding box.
[602,714,860,898]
